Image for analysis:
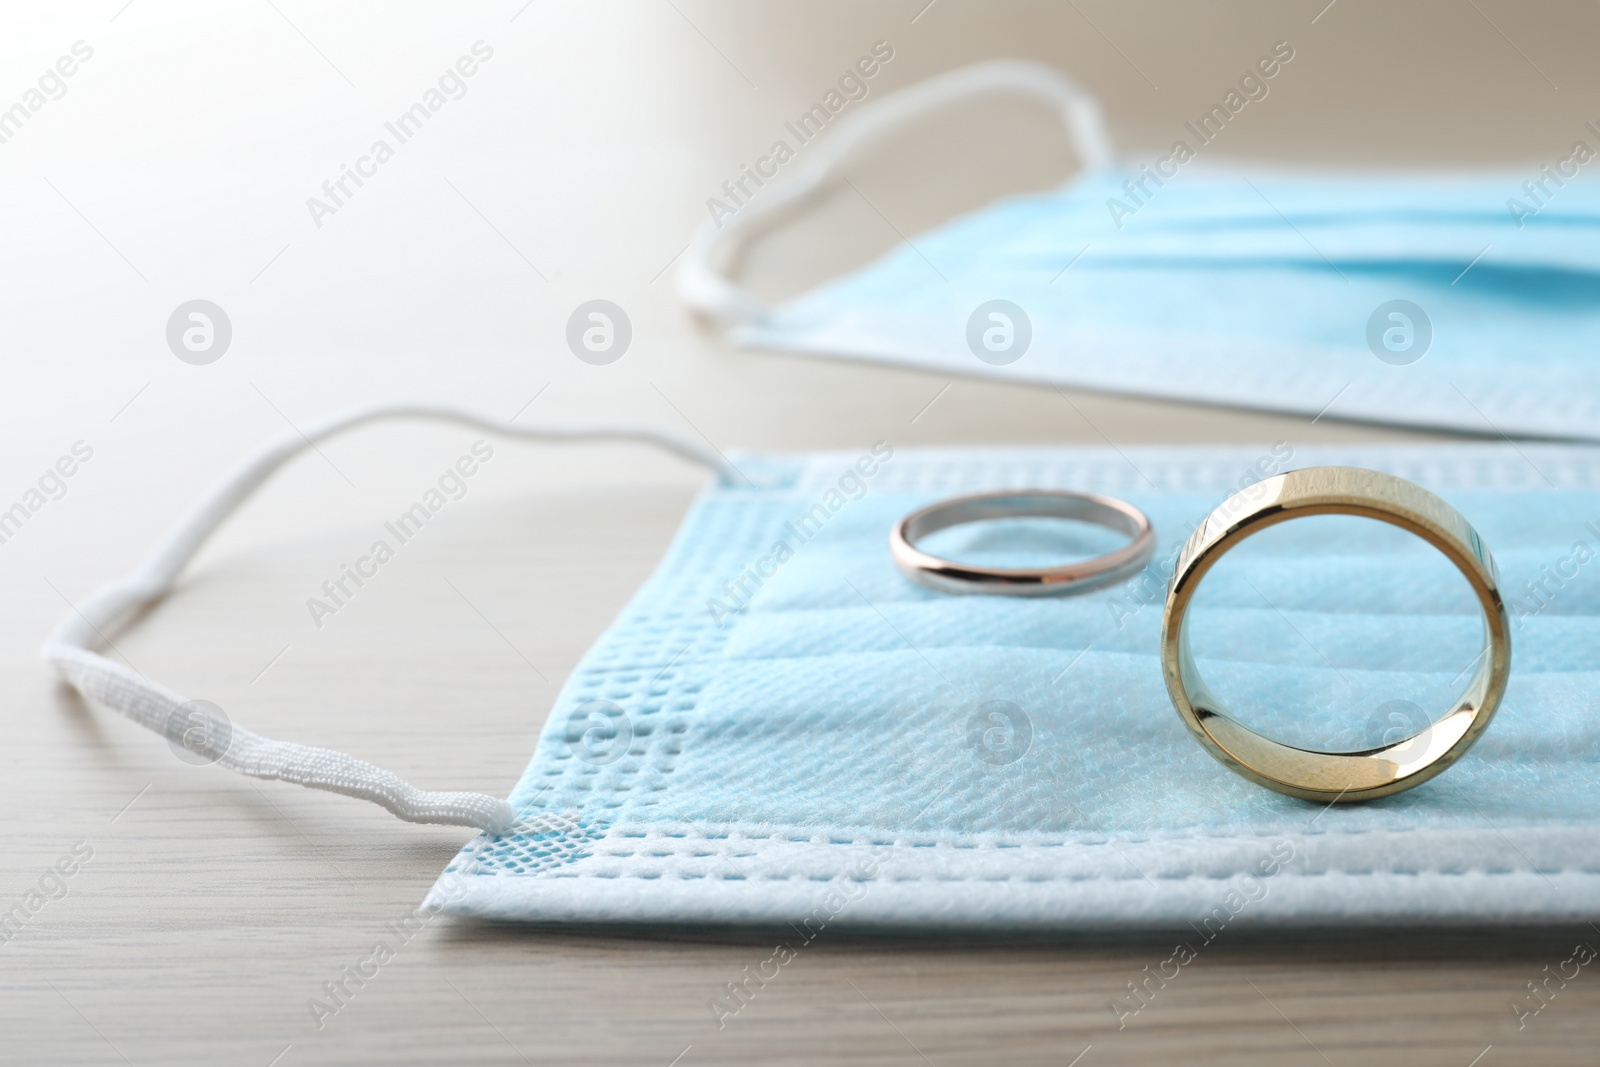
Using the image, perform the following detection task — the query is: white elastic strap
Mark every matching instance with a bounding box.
[676,59,1114,327]
[41,402,735,835]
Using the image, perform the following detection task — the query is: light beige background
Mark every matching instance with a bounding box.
[1,1,1596,1063]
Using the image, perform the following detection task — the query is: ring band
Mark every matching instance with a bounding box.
[891,490,1156,596]
[1160,466,1511,803]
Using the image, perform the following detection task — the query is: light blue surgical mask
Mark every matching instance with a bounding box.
[47,408,1600,929]
[435,440,1600,928]
[680,60,1600,441]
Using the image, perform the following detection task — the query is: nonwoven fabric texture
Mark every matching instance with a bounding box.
[431,444,1600,928]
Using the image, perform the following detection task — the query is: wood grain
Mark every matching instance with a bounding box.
[5,1,1599,1062]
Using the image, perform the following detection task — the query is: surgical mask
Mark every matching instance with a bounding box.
[679,60,1600,441]
[435,439,1600,927]
[48,412,1600,927]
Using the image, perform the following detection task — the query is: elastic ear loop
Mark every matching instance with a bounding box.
[676,58,1115,327]
[40,403,739,835]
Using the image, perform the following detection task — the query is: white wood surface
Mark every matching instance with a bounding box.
[3,2,1598,1062]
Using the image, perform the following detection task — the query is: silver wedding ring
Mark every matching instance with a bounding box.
[890,490,1156,596]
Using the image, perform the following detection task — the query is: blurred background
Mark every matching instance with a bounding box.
[2,0,1592,563]
[4,2,1597,1063]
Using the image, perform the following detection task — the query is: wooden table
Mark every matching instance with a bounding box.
[3,1,1596,1062]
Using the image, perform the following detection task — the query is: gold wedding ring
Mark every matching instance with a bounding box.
[1160,466,1511,803]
